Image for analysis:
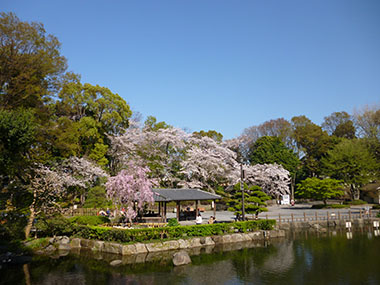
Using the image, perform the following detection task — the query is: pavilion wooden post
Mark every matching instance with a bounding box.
[195,200,199,216]
[176,201,180,221]
[164,202,167,222]
[158,202,161,216]
[213,200,216,218]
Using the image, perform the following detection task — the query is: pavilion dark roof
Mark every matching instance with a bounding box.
[152,188,221,202]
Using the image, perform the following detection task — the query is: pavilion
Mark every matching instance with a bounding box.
[151,188,221,222]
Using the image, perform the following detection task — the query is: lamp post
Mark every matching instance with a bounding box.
[241,163,245,221]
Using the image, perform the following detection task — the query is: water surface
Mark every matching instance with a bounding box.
[1,228,380,285]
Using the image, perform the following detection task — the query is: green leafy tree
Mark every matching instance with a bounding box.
[193,130,223,142]
[143,115,171,131]
[226,183,271,219]
[291,115,333,177]
[83,186,112,209]
[321,139,378,200]
[296,177,344,204]
[248,136,299,174]
[0,108,36,177]
[0,12,67,110]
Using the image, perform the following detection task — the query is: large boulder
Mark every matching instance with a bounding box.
[172,251,191,266]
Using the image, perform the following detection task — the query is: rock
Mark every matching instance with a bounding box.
[58,250,70,257]
[110,260,122,267]
[58,244,71,251]
[222,235,232,244]
[172,251,191,266]
[247,231,262,240]
[92,241,104,252]
[121,244,136,255]
[189,238,202,248]
[211,235,223,244]
[81,239,95,249]
[145,242,162,253]
[162,240,180,251]
[45,245,56,252]
[59,236,70,245]
[103,242,122,255]
[230,233,244,243]
[178,239,191,249]
[204,237,215,246]
[241,234,252,242]
[70,238,81,248]
[134,243,148,254]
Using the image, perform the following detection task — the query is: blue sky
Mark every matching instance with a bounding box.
[3,0,380,139]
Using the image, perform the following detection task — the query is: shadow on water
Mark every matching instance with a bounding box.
[1,227,380,285]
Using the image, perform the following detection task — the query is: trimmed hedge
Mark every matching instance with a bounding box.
[46,220,276,243]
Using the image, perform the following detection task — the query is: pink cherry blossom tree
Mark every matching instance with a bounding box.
[105,162,155,222]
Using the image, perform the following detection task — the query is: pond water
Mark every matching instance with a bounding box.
[1,228,380,285]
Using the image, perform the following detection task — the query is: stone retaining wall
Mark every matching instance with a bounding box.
[46,230,285,256]
[276,218,379,231]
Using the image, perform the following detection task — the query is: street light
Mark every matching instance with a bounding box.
[241,163,245,220]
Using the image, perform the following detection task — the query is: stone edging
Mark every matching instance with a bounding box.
[43,230,285,256]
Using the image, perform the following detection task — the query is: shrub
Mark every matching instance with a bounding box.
[0,211,28,240]
[344,200,367,205]
[35,215,74,237]
[167,218,180,227]
[69,215,110,226]
[371,205,380,210]
[311,204,349,209]
[37,219,276,243]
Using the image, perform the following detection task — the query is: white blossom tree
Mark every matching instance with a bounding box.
[24,157,108,238]
[243,163,290,197]
[109,125,188,187]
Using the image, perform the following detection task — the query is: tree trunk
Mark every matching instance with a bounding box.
[350,184,360,200]
[24,206,35,240]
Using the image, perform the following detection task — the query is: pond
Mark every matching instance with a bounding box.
[1,228,380,285]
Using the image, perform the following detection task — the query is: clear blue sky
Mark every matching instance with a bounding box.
[3,0,380,139]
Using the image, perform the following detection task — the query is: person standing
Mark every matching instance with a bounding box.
[196,213,202,225]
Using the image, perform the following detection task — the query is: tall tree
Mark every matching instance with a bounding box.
[0,12,67,110]
[322,139,378,200]
[291,115,332,177]
[247,136,299,174]
[353,105,380,140]
[322,111,355,137]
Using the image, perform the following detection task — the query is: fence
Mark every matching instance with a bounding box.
[266,209,380,225]
[64,208,100,217]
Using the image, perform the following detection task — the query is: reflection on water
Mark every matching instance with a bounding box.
[1,228,380,285]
